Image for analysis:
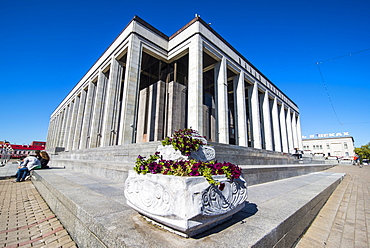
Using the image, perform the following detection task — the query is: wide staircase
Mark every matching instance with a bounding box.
[31,142,344,247]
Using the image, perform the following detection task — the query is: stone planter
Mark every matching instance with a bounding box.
[124,170,248,237]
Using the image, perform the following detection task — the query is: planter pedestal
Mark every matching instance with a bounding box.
[124,171,248,237]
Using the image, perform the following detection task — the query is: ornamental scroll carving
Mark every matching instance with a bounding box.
[125,177,173,216]
[201,179,248,216]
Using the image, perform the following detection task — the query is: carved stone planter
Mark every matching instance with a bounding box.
[124,170,248,237]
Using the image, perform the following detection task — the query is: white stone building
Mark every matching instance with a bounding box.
[302,135,355,157]
[46,16,302,153]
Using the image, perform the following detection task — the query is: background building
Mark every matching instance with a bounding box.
[47,16,302,154]
[302,132,354,158]
[0,141,46,163]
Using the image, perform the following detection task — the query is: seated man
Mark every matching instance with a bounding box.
[13,154,41,182]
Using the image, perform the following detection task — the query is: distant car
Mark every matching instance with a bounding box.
[362,159,369,165]
[327,156,338,160]
[339,157,353,165]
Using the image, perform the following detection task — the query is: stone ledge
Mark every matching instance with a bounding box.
[32,167,344,247]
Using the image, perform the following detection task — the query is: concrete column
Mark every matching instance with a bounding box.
[57,109,65,147]
[46,119,52,148]
[215,57,228,144]
[46,117,55,148]
[136,87,148,143]
[249,83,262,149]
[80,81,96,149]
[63,103,73,150]
[166,81,187,137]
[292,111,298,150]
[102,59,124,147]
[118,35,142,144]
[89,71,108,148]
[262,91,273,151]
[66,98,79,151]
[271,98,281,152]
[72,90,87,150]
[235,71,248,146]
[146,81,165,141]
[286,108,294,153]
[55,113,62,148]
[187,35,203,134]
[296,114,303,150]
[279,104,289,153]
[51,115,59,148]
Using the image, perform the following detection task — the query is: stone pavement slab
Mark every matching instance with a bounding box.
[32,166,344,248]
[296,165,370,248]
[0,162,77,248]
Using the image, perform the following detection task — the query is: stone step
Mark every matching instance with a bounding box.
[51,141,303,166]
[32,167,345,248]
[49,141,337,185]
[50,157,336,186]
[51,141,161,162]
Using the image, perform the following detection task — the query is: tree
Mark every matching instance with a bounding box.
[354,142,370,161]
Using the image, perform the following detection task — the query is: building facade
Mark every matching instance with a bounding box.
[47,16,302,153]
[302,134,354,158]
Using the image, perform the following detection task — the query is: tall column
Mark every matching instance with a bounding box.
[215,57,228,144]
[60,107,68,147]
[296,114,303,150]
[46,117,55,148]
[55,113,62,148]
[118,35,142,144]
[262,91,273,150]
[58,109,65,147]
[291,111,298,150]
[62,103,72,148]
[279,104,288,153]
[66,98,78,151]
[50,117,56,148]
[235,71,248,146]
[187,34,203,135]
[46,119,52,148]
[286,108,294,153]
[102,58,123,147]
[249,83,262,149]
[89,72,108,148]
[80,81,96,149]
[72,90,87,150]
[271,98,281,152]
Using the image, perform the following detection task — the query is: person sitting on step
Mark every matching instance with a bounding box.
[13,154,41,182]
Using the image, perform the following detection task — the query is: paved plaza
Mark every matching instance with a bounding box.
[297,164,370,247]
[0,161,369,247]
[0,162,77,248]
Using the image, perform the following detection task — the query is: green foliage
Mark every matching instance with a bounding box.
[134,156,242,186]
[161,128,205,156]
[354,142,370,161]
[135,128,242,186]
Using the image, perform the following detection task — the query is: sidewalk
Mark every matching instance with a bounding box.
[0,161,77,248]
[296,165,370,248]
[1,161,368,247]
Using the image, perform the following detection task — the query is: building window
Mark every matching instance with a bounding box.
[344,142,348,149]
[327,144,330,149]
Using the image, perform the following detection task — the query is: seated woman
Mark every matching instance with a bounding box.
[13,154,41,182]
[40,151,50,169]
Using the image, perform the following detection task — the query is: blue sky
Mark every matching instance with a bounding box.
[1,0,369,147]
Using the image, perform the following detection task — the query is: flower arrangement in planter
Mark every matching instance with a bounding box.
[134,128,242,186]
[125,128,248,237]
[161,128,205,156]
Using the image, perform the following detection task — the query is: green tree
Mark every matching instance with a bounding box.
[354,142,370,162]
